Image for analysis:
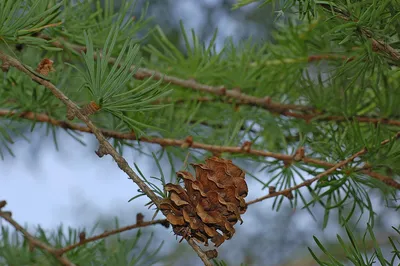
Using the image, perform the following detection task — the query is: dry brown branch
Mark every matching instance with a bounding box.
[1,108,399,190]
[319,4,400,62]
[247,148,369,205]
[155,97,400,127]
[255,133,400,204]
[0,51,212,265]
[156,96,400,127]
[363,170,400,189]
[0,109,308,163]
[56,217,169,255]
[370,37,400,61]
[187,239,213,266]
[0,200,75,266]
[247,131,400,204]
[112,64,400,128]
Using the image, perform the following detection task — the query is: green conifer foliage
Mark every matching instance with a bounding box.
[0,0,399,265]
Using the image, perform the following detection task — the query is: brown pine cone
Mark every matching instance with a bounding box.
[160,157,248,247]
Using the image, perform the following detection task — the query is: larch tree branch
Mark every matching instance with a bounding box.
[0,51,212,265]
[0,51,161,206]
[0,200,75,266]
[1,108,399,190]
[319,3,400,62]
[247,148,369,205]
[247,130,400,205]
[55,215,169,255]
[36,34,400,128]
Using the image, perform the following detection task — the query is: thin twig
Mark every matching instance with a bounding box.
[56,219,169,255]
[319,4,400,62]
[1,108,399,190]
[0,109,310,163]
[370,37,400,61]
[39,33,356,65]
[247,148,368,205]
[363,170,400,189]
[187,239,213,266]
[249,131,400,204]
[37,34,400,128]
[0,202,75,266]
[153,97,400,127]
[247,131,400,204]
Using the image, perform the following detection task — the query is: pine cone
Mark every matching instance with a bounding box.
[160,157,248,247]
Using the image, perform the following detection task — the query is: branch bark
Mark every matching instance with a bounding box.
[0,51,212,265]
[187,239,213,266]
[247,131,400,205]
[247,148,368,205]
[0,50,160,206]
[1,108,399,190]
[37,34,400,128]
[0,201,75,266]
[56,217,169,255]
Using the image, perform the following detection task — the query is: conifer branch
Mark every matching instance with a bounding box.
[370,37,400,61]
[0,51,161,206]
[153,97,400,127]
[0,201,75,266]
[247,130,400,204]
[56,216,169,255]
[36,34,400,127]
[277,230,399,266]
[39,33,351,66]
[187,239,214,266]
[246,148,369,205]
[1,109,399,190]
[319,3,400,62]
[0,51,212,265]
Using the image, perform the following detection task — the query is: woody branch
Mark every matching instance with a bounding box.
[0,109,399,190]
[36,34,400,127]
[153,97,400,127]
[55,214,169,255]
[0,201,75,266]
[0,200,168,263]
[0,51,212,266]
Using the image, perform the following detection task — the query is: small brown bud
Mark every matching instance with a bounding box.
[241,141,252,152]
[293,147,305,161]
[1,61,10,73]
[79,231,86,243]
[205,249,218,259]
[136,213,144,224]
[36,58,55,76]
[80,101,100,116]
[95,145,108,157]
[284,191,294,200]
[268,186,276,194]
[181,136,193,148]
[66,108,75,120]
